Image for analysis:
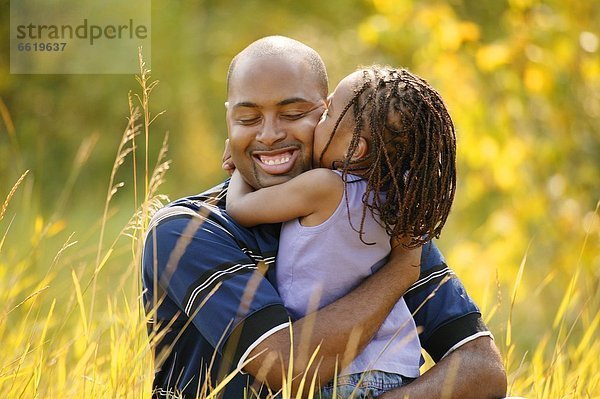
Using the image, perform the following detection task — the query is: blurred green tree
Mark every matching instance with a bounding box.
[1,0,598,358]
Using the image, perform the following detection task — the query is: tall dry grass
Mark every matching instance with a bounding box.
[0,52,599,398]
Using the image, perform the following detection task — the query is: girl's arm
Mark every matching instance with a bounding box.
[226,168,343,227]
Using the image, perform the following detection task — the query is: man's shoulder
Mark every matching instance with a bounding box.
[144,179,280,248]
[147,180,229,232]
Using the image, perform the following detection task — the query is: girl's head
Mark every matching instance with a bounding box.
[314,66,456,247]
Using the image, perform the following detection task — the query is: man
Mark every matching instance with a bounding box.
[142,36,507,398]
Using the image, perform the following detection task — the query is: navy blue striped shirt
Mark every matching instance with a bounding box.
[142,180,489,398]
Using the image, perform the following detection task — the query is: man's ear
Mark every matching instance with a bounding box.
[350,136,369,161]
[224,101,229,110]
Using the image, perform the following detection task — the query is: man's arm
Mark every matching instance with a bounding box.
[242,242,423,392]
[391,241,507,399]
[380,336,507,399]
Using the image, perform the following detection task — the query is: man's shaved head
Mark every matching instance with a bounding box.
[227,36,328,99]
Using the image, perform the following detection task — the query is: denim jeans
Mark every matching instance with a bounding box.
[319,371,414,399]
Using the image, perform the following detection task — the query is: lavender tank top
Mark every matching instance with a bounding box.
[276,172,421,378]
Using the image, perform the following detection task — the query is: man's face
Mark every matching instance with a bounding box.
[226,55,326,189]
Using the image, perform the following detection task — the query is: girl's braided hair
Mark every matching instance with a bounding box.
[319,66,457,247]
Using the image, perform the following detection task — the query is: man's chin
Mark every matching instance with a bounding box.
[256,173,296,188]
[251,160,308,188]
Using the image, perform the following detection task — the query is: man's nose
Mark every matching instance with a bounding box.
[256,116,285,146]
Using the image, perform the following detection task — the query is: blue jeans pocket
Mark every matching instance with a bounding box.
[320,371,412,399]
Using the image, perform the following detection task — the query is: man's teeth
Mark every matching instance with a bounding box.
[261,155,291,165]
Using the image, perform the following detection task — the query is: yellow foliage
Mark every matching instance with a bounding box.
[581,56,600,81]
[494,142,527,191]
[416,3,453,28]
[372,0,413,17]
[462,174,487,203]
[447,240,480,273]
[438,20,465,51]
[508,0,536,11]
[524,64,553,94]
[476,43,512,72]
[1,1,599,398]
[459,21,480,43]
[358,16,384,45]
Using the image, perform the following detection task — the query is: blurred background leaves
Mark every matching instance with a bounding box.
[1,0,599,389]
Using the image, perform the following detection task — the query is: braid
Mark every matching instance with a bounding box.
[323,66,457,247]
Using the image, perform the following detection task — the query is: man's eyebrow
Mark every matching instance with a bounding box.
[277,97,314,106]
[232,101,259,109]
[232,98,313,109]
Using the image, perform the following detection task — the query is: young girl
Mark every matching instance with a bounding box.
[226,66,456,398]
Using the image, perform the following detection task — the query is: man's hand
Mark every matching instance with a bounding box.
[222,138,235,176]
[379,336,507,399]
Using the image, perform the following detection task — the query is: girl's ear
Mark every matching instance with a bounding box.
[350,136,369,161]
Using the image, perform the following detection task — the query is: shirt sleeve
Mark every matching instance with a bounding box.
[143,210,290,368]
[403,242,492,362]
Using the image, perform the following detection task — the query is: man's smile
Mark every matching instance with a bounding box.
[252,148,299,174]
